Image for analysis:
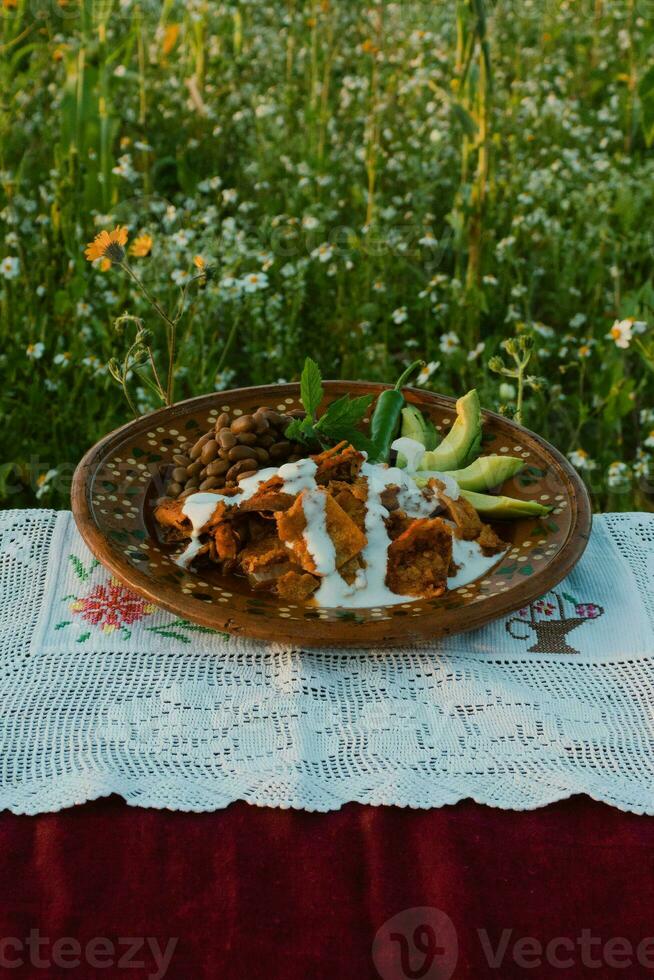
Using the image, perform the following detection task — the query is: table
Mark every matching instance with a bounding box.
[2,796,653,979]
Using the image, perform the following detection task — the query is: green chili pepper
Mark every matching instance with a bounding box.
[369,359,424,463]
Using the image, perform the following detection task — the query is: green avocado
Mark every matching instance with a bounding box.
[400,404,439,450]
[460,488,553,518]
[417,389,482,472]
[443,455,524,491]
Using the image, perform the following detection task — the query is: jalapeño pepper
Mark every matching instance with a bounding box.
[369,359,424,462]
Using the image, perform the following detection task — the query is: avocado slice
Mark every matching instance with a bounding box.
[460,488,553,519]
[443,455,525,491]
[400,404,439,450]
[417,389,482,472]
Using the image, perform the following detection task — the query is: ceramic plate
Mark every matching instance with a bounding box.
[72,382,592,648]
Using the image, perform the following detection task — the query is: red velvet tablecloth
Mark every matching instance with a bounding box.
[2,796,654,979]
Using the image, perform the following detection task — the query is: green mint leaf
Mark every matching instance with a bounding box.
[332,426,377,454]
[315,393,373,431]
[285,417,318,446]
[300,358,323,419]
[284,418,305,441]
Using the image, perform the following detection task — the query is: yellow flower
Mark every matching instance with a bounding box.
[130,233,153,258]
[193,254,206,271]
[84,226,128,264]
[3,0,18,10]
[100,258,112,272]
[162,23,180,56]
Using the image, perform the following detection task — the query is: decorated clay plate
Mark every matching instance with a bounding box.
[71,382,592,648]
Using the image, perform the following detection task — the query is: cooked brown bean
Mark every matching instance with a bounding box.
[172,453,190,467]
[236,431,258,446]
[231,414,256,434]
[218,428,236,450]
[269,440,291,459]
[189,431,213,459]
[206,458,230,477]
[167,481,182,498]
[236,469,258,483]
[287,409,307,420]
[228,445,258,462]
[186,460,203,478]
[253,412,270,434]
[277,416,293,433]
[171,466,188,483]
[258,433,276,448]
[226,459,258,481]
[214,412,230,431]
[185,478,200,491]
[287,454,301,462]
[259,409,284,428]
[199,476,223,491]
[200,439,219,464]
[254,446,270,463]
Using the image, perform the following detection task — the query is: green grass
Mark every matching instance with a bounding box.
[1,0,653,510]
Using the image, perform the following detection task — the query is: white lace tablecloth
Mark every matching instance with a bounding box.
[1,509,653,816]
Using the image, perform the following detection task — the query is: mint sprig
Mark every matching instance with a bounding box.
[286,359,374,453]
[300,357,324,418]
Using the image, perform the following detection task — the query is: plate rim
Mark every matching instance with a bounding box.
[71,382,592,648]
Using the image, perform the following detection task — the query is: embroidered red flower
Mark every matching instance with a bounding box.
[70,578,155,634]
[575,602,602,620]
[534,599,556,616]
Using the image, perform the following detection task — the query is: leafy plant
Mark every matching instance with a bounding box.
[285,359,375,452]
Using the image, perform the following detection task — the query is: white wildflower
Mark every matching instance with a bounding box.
[568,448,596,471]
[416,361,439,385]
[241,271,269,293]
[311,243,334,263]
[26,342,45,360]
[171,269,191,286]
[607,318,646,349]
[439,331,460,354]
[0,256,20,279]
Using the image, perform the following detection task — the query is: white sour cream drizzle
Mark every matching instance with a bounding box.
[175,453,505,601]
[177,459,320,569]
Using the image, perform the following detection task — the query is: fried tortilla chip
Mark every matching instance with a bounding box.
[236,475,296,514]
[477,522,507,555]
[313,442,365,484]
[238,532,290,575]
[213,521,240,560]
[154,494,233,538]
[384,510,414,541]
[387,517,453,598]
[439,493,483,540]
[275,570,320,601]
[276,488,366,575]
[330,488,367,534]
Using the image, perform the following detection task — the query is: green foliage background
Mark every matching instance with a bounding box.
[1,0,653,510]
